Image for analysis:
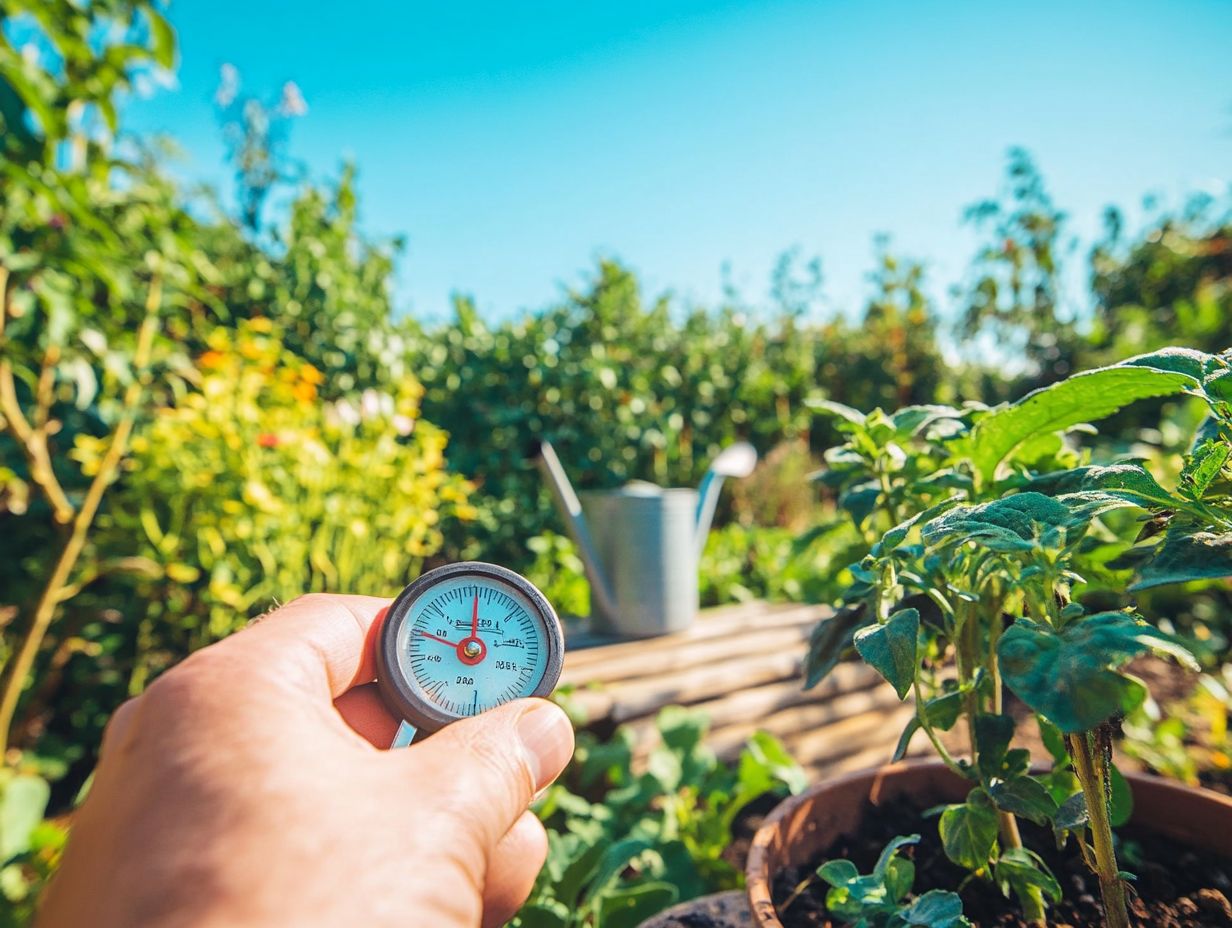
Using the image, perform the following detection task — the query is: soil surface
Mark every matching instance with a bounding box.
[770,797,1232,928]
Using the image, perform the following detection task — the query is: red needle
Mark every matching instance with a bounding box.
[417,631,458,647]
[471,593,479,639]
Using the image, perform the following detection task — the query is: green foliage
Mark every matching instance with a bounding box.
[813,834,971,928]
[854,608,919,700]
[77,321,469,684]
[515,708,805,928]
[806,347,1232,926]
[998,613,1192,732]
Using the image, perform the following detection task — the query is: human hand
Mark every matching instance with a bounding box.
[38,594,575,928]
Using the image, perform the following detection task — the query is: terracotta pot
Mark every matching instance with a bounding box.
[745,759,1232,928]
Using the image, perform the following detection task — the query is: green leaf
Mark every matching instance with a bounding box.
[874,834,921,878]
[840,484,883,526]
[516,903,570,928]
[988,776,1058,826]
[924,690,964,732]
[597,883,679,928]
[892,717,922,762]
[1037,717,1069,765]
[1121,347,1213,381]
[994,848,1062,905]
[895,889,971,927]
[884,856,916,904]
[938,790,999,870]
[854,608,919,700]
[998,614,1186,732]
[739,731,809,796]
[875,495,966,556]
[1131,529,1232,591]
[922,492,1079,553]
[805,603,871,689]
[810,398,866,425]
[144,9,178,68]
[1180,439,1231,500]
[0,774,50,859]
[556,840,606,909]
[964,361,1199,484]
[973,714,1014,781]
[1109,764,1133,828]
[586,839,653,902]
[817,858,860,887]
[1073,463,1180,511]
[1053,793,1088,830]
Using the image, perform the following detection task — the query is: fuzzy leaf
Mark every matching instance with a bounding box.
[939,790,999,870]
[988,777,1058,826]
[854,608,919,700]
[973,714,1015,781]
[1071,463,1180,511]
[1130,529,1232,591]
[997,613,1188,732]
[895,890,971,928]
[804,603,871,690]
[874,834,921,878]
[1054,793,1088,830]
[598,883,679,928]
[922,492,1076,553]
[1180,439,1231,500]
[964,360,1199,483]
[994,848,1062,905]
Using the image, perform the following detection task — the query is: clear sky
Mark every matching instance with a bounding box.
[125,0,1232,323]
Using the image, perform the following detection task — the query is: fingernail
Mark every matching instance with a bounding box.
[516,701,574,789]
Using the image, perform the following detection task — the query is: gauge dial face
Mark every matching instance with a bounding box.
[388,570,557,722]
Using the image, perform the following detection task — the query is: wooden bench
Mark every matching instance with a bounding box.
[560,600,912,777]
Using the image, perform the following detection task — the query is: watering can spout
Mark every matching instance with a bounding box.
[694,442,758,557]
[534,441,619,622]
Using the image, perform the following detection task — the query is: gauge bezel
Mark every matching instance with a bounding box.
[375,561,565,734]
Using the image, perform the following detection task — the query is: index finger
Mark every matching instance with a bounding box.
[216,593,391,699]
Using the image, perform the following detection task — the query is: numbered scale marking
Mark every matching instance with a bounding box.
[376,562,564,747]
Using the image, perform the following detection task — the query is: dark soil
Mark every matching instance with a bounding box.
[770,797,1232,928]
[1200,769,1232,798]
[724,792,784,873]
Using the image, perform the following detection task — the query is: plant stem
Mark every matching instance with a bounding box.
[1068,731,1130,928]
[974,595,1047,926]
[912,679,964,775]
[0,277,162,758]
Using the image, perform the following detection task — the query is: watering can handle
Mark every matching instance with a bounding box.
[534,441,619,622]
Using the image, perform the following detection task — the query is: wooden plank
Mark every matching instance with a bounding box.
[568,647,806,726]
[561,601,827,670]
[782,703,916,768]
[708,685,905,760]
[561,623,812,687]
[614,666,888,759]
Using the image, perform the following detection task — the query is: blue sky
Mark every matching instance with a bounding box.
[126,0,1232,323]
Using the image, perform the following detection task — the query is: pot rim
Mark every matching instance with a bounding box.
[745,758,1232,928]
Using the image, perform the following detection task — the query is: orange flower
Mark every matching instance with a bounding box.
[199,350,225,369]
[256,433,280,448]
[293,381,317,404]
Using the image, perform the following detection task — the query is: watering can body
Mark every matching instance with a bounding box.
[579,486,699,637]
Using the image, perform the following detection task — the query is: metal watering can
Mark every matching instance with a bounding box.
[535,440,757,638]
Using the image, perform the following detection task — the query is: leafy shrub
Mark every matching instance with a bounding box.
[78,320,471,683]
[515,707,805,928]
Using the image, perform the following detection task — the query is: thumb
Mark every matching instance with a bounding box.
[400,699,574,850]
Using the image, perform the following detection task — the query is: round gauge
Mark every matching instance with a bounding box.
[376,562,564,737]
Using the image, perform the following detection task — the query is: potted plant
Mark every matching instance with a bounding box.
[747,349,1232,927]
